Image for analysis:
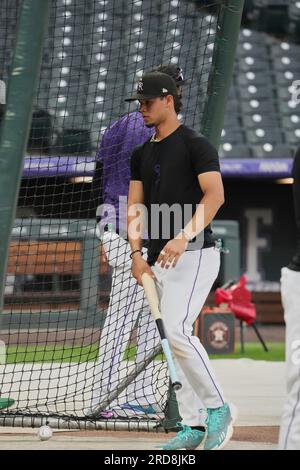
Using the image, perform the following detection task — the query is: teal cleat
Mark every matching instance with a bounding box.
[157,424,206,450]
[204,403,233,450]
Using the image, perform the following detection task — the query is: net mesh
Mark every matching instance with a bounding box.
[0,0,223,430]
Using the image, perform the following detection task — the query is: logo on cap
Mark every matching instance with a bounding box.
[162,88,168,93]
[137,80,143,92]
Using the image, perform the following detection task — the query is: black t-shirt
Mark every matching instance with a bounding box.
[130,124,221,265]
[288,147,300,271]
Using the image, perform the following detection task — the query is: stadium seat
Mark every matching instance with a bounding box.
[161,0,199,18]
[272,56,300,73]
[276,86,297,102]
[91,39,126,70]
[50,51,88,69]
[281,114,300,130]
[165,11,197,29]
[225,99,241,114]
[92,0,127,15]
[238,56,270,73]
[49,67,88,90]
[90,104,124,126]
[242,114,280,129]
[131,13,162,33]
[128,35,162,54]
[88,72,126,98]
[164,35,201,60]
[284,129,300,147]
[163,19,202,49]
[221,128,245,145]
[55,0,86,17]
[270,41,299,59]
[238,84,274,100]
[48,82,89,128]
[219,144,252,159]
[236,41,268,59]
[86,91,124,115]
[236,70,272,87]
[197,10,218,29]
[273,69,298,87]
[241,99,277,115]
[126,0,161,16]
[278,99,300,116]
[27,109,52,154]
[223,114,241,128]
[56,128,92,155]
[239,28,265,44]
[128,41,163,71]
[226,85,238,101]
[92,22,125,44]
[0,41,14,76]
[91,11,124,36]
[246,128,284,145]
[252,144,292,158]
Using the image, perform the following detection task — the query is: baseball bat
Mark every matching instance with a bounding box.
[141,272,182,391]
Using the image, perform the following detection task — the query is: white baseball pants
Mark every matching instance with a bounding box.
[279,267,300,450]
[152,247,226,422]
[91,231,158,408]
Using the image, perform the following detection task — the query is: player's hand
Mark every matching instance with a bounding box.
[131,254,155,285]
[157,236,188,269]
[99,244,109,274]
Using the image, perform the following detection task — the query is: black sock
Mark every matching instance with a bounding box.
[191,426,206,432]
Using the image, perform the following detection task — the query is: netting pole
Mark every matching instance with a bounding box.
[0,0,50,312]
[201,0,245,148]
[164,0,245,430]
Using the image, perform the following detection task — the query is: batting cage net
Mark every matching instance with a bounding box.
[0,0,226,430]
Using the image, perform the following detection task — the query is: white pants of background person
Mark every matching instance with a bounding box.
[279,267,300,450]
[152,247,227,422]
[90,230,159,412]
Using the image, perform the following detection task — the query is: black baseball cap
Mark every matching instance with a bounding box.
[125,72,178,102]
[153,64,191,85]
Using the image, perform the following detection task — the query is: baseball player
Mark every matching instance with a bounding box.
[279,146,300,450]
[87,65,192,419]
[127,71,233,450]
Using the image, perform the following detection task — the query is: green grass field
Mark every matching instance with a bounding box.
[4,342,285,364]
[209,342,285,361]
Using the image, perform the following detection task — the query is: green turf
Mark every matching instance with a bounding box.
[209,342,285,361]
[5,342,284,364]
[5,344,99,363]
[125,342,285,361]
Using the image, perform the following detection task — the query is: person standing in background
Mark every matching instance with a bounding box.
[279,146,300,450]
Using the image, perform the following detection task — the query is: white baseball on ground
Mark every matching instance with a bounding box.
[37,425,53,441]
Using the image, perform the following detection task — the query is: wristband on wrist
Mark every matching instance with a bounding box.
[130,249,142,259]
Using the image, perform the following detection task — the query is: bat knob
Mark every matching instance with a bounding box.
[172,381,182,391]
